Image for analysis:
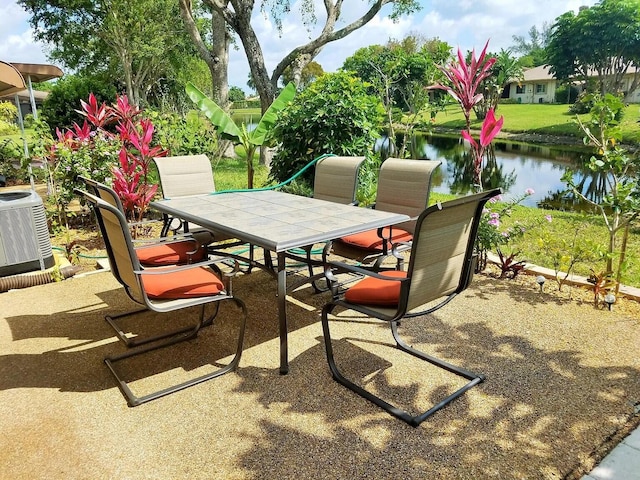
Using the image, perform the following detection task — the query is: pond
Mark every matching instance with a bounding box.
[378,133,599,210]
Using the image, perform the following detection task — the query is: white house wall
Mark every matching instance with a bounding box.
[508,81,556,104]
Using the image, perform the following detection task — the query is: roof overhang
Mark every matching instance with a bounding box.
[0,61,27,96]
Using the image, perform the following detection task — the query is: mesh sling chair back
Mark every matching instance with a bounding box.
[329,157,441,269]
[313,155,365,205]
[321,188,501,426]
[283,156,366,292]
[77,189,247,407]
[78,175,209,267]
[78,176,215,348]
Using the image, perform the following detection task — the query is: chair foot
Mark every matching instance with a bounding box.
[105,298,247,407]
[321,305,483,427]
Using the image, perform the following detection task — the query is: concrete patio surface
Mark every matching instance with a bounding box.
[1,265,639,479]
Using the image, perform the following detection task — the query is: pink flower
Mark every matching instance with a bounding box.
[525,188,535,195]
[545,215,552,222]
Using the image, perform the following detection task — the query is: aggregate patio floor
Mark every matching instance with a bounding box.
[1,266,639,479]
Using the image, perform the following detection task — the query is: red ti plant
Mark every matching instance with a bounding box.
[112,117,165,226]
[79,93,166,225]
[461,108,504,190]
[432,40,496,131]
[431,40,499,189]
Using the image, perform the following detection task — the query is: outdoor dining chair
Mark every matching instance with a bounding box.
[284,156,365,290]
[321,188,501,426]
[76,189,247,407]
[79,175,211,267]
[327,157,441,270]
[79,176,218,348]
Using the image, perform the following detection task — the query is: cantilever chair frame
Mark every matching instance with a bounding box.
[321,188,501,427]
[78,176,214,348]
[77,189,247,407]
[328,157,442,271]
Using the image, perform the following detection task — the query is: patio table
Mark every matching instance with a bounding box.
[151,189,409,374]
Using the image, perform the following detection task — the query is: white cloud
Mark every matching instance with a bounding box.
[0,1,49,64]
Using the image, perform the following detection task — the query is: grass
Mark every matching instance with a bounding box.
[431,103,640,144]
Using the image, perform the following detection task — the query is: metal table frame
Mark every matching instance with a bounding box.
[151,190,409,374]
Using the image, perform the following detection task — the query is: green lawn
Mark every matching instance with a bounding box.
[430,103,640,144]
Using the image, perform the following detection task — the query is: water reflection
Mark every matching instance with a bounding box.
[378,133,603,211]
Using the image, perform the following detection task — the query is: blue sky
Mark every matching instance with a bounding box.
[0,0,598,92]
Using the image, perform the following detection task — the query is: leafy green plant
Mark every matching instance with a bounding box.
[475,189,552,272]
[269,72,383,187]
[186,82,296,189]
[534,223,602,291]
[563,93,640,292]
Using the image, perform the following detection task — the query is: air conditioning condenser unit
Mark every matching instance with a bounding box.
[0,190,55,277]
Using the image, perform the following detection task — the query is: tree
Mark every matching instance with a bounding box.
[343,35,451,156]
[228,86,246,103]
[562,93,640,290]
[546,0,640,101]
[282,61,324,89]
[179,0,420,114]
[19,0,202,107]
[511,24,550,67]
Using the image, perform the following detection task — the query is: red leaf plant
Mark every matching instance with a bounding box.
[49,92,166,226]
[431,39,499,190]
[461,108,504,190]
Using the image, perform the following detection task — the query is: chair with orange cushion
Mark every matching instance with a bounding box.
[79,176,218,347]
[320,188,501,426]
[328,157,441,270]
[79,175,212,267]
[76,189,247,407]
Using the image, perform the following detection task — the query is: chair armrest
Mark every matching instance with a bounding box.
[325,260,407,282]
[133,233,195,245]
[134,256,239,276]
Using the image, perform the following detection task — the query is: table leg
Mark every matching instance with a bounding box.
[277,252,289,374]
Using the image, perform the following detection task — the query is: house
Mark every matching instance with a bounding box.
[504,65,640,104]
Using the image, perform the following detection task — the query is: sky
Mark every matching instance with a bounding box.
[0,0,599,92]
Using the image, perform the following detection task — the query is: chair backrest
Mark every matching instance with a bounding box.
[403,188,501,312]
[76,189,146,305]
[313,156,365,205]
[78,175,125,212]
[153,154,216,199]
[374,158,441,233]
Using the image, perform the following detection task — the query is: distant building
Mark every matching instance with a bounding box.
[504,65,640,104]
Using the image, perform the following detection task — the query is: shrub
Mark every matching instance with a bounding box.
[0,101,19,135]
[40,74,117,132]
[268,72,384,186]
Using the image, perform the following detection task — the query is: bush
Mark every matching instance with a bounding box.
[0,101,19,135]
[555,85,579,104]
[269,72,383,185]
[40,74,117,131]
[146,109,218,158]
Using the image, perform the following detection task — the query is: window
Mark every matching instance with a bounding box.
[535,84,546,94]
[516,84,525,94]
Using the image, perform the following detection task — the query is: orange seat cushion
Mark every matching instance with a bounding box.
[339,227,412,251]
[344,270,407,306]
[143,266,225,299]
[136,241,206,266]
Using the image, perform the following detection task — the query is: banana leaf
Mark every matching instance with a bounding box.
[249,82,296,145]
[185,82,241,141]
